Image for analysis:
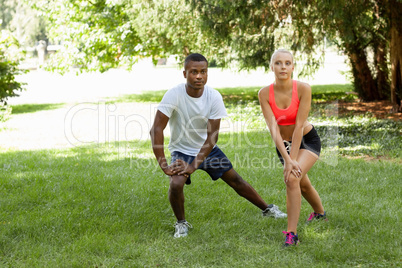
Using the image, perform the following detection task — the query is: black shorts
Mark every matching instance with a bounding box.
[170,146,233,185]
[276,126,321,165]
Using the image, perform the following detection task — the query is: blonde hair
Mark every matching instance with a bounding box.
[270,49,294,68]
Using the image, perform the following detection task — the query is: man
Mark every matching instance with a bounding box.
[150,53,286,238]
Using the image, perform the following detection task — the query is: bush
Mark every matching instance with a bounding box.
[0,103,12,124]
[0,30,27,105]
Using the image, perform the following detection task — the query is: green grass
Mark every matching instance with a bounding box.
[11,103,66,114]
[107,84,355,105]
[1,84,400,266]
[0,132,400,267]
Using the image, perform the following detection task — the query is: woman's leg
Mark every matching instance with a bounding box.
[285,149,321,233]
[297,150,324,214]
[285,173,301,234]
[300,174,324,214]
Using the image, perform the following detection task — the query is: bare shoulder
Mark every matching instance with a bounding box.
[297,81,311,95]
[258,85,270,100]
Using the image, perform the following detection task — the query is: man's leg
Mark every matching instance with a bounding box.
[220,168,268,210]
[169,175,188,221]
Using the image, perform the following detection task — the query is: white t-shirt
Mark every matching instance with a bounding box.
[157,83,227,156]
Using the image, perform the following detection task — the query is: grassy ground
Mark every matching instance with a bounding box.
[1,84,401,267]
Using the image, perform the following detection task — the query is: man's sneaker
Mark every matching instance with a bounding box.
[262,204,287,218]
[283,231,299,247]
[173,221,192,238]
[306,211,327,223]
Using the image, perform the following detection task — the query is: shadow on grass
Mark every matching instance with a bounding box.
[106,84,355,105]
[11,103,66,114]
[0,131,400,266]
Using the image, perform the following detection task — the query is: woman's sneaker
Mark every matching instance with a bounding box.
[262,204,287,218]
[173,221,192,238]
[282,231,299,247]
[306,211,327,223]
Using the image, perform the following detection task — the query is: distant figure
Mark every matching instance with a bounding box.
[259,49,327,247]
[150,53,287,238]
[36,40,47,67]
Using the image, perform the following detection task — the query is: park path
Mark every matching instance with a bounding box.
[1,53,349,151]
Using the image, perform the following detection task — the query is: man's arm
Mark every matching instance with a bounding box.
[150,110,176,176]
[175,119,221,176]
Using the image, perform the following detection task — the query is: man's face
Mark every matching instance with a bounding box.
[183,60,208,90]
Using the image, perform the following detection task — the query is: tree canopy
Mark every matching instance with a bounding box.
[28,0,402,107]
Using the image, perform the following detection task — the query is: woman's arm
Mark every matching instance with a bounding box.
[258,87,301,181]
[289,82,312,161]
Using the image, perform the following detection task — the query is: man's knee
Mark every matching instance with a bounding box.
[169,176,186,192]
[222,169,246,188]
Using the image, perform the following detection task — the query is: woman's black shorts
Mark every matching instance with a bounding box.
[276,126,321,165]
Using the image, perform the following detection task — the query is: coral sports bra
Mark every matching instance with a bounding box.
[268,80,300,125]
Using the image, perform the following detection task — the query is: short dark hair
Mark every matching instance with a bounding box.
[184,53,208,70]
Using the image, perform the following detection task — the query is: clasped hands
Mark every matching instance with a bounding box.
[283,159,302,183]
[162,159,195,178]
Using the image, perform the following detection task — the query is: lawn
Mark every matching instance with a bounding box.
[0,84,401,267]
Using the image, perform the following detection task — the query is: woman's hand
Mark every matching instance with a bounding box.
[283,159,302,183]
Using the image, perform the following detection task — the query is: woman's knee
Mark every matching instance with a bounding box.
[285,174,300,189]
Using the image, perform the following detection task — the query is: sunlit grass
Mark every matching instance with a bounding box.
[0,84,400,266]
[10,103,66,114]
[0,133,400,266]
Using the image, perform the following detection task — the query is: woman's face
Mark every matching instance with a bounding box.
[271,52,294,80]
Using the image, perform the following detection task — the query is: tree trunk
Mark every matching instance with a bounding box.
[374,41,390,100]
[389,0,402,111]
[347,46,378,101]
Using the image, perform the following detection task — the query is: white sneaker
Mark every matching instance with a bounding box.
[173,221,193,238]
[262,205,287,218]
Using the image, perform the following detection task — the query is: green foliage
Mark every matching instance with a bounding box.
[188,0,327,75]
[0,30,27,105]
[0,102,11,124]
[0,0,48,47]
[31,0,150,73]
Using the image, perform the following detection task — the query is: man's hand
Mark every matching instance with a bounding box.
[171,159,195,177]
[162,161,190,178]
[162,165,177,176]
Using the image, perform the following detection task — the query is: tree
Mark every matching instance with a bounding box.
[389,0,402,111]
[0,30,26,105]
[1,0,48,47]
[31,0,162,73]
[35,0,401,108]
[188,0,399,103]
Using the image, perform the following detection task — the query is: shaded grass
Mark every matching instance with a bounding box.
[0,132,400,266]
[107,84,355,105]
[11,103,66,114]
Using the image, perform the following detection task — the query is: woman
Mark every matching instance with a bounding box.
[258,49,326,247]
